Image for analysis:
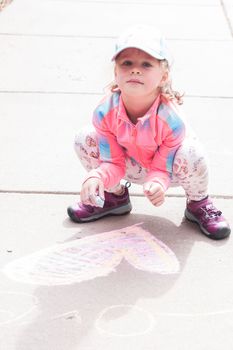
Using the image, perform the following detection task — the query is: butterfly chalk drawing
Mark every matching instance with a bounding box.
[3,223,179,285]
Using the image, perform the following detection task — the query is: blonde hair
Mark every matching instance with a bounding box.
[159,60,184,105]
[108,59,184,105]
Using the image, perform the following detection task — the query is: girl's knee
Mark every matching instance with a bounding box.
[74,126,97,147]
[173,139,208,177]
[73,127,100,169]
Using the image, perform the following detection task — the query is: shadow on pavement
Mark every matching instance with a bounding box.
[15,213,227,349]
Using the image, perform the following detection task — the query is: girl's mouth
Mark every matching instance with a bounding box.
[126,79,144,84]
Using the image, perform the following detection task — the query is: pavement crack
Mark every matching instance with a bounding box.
[220,0,233,38]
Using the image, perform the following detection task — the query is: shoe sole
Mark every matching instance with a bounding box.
[185,209,231,240]
[67,202,133,223]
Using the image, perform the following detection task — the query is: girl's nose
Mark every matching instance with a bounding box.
[131,67,141,75]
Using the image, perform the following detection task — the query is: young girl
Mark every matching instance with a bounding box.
[67,25,231,240]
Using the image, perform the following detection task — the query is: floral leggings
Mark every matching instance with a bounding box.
[74,126,209,201]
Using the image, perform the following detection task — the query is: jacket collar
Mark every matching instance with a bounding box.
[117,93,161,124]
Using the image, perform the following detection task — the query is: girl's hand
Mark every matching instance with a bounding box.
[80,178,105,207]
[143,181,165,207]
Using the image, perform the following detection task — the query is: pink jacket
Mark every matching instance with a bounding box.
[84,92,186,190]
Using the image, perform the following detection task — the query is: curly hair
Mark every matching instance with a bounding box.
[108,59,184,105]
[159,60,184,105]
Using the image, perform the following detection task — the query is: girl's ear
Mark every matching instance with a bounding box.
[159,71,169,90]
[161,71,169,84]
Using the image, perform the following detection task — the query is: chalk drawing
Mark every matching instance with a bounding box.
[95,304,156,337]
[95,305,233,337]
[0,292,38,326]
[153,309,233,318]
[2,223,180,285]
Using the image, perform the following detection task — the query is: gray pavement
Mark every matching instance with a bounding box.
[0,0,233,349]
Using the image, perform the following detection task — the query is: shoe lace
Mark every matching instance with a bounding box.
[199,204,222,222]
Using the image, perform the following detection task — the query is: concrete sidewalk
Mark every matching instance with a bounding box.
[0,1,233,349]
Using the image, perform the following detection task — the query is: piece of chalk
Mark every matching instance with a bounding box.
[95,196,105,208]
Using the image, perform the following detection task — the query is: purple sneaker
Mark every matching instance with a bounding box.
[67,187,132,223]
[185,196,231,240]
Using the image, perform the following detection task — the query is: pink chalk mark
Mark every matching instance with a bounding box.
[2,223,179,285]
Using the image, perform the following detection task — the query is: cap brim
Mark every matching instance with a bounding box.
[111,45,166,62]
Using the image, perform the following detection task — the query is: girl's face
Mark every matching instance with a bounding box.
[114,48,167,99]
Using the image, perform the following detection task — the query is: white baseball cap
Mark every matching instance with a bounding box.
[111,25,173,66]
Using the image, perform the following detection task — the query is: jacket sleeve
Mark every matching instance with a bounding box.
[83,107,126,190]
[145,104,186,190]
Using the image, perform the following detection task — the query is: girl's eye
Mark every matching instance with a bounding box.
[123,60,132,66]
[142,62,152,68]
[121,60,132,66]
